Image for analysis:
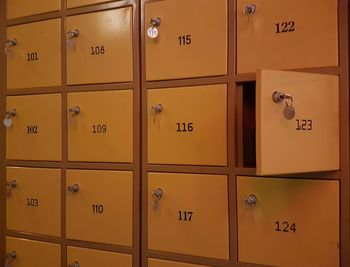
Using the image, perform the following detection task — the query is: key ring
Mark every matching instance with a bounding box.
[285,96,293,107]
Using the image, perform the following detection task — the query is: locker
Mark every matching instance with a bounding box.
[256,70,339,175]
[67,90,133,162]
[5,237,60,267]
[148,258,210,267]
[148,84,227,166]
[5,94,62,161]
[6,19,61,89]
[6,167,61,236]
[237,0,338,73]
[148,172,229,259]
[7,0,60,19]
[66,7,133,85]
[145,0,227,80]
[67,246,132,267]
[66,169,133,246]
[237,176,339,267]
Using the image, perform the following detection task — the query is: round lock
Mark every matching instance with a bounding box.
[245,194,257,206]
[152,188,163,199]
[272,91,285,103]
[150,17,161,27]
[68,106,80,117]
[243,4,256,16]
[68,184,79,193]
[7,180,17,188]
[8,39,17,47]
[151,104,163,114]
[67,29,79,39]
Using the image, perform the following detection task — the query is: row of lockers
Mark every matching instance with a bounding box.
[6,8,132,88]
[5,169,339,267]
[5,237,214,267]
[4,70,339,175]
[7,0,124,17]
[6,238,134,267]
[5,0,338,89]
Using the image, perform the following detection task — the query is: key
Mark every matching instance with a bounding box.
[6,180,17,196]
[66,29,79,48]
[5,250,17,266]
[4,39,17,55]
[68,106,80,117]
[147,17,161,39]
[153,197,160,210]
[152,188,163,210]
[151,104,163,123]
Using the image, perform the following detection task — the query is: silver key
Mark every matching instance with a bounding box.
[151,104,163,123]
[152,188,163,210]
[5,39,17,55]
[6,180,17,196]
[67,184,80,193]
[66,29,79,48]
[147,17,161,39]
[68,106,80,117]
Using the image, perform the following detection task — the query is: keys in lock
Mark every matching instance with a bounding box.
[152,188,163,210]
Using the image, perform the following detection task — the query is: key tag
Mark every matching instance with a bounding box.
[243,4,256,17]
[147,27,159,39]
[3,112,13,128]
[283,98,295,120]
[3,109,16,128]
[3,117,13,128]
[147,17,161,39]
[272,91,295,120]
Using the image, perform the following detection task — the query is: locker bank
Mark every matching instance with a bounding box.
[0,1,349,267]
